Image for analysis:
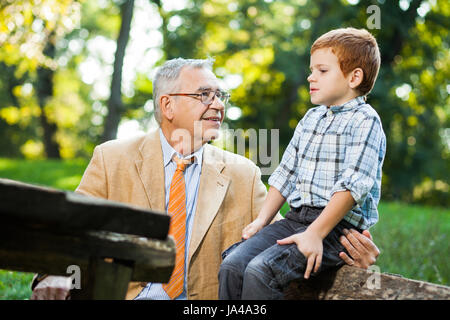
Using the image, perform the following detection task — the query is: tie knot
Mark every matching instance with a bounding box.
[173,155,193,172]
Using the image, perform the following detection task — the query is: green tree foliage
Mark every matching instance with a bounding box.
[0,0,96,158]
[0,0,448,206]
[151,0,448,206]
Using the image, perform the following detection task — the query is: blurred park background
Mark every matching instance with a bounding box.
[0,0,449,299]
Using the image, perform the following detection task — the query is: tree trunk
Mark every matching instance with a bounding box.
[101,0,135,142]
[36,35,61,159]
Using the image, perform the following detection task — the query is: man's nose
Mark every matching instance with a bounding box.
[209,96,225,110]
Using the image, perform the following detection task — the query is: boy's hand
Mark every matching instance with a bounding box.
[242,217,266,239]
[277,230,323,279]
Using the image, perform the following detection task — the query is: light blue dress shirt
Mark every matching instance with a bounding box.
[135,129,203,300]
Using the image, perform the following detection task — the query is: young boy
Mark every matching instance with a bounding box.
[218,28,386,300]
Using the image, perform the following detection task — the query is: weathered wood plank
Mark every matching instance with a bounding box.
[0,224,175,283]
[0,178,169,239]
[284,265,450,300]
[0,178,176,299]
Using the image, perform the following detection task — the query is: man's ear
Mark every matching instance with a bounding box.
[349,68,364,89]
[160,95,174,121]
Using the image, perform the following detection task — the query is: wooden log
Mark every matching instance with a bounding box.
[0,178,169,239]
[284,265,450,300]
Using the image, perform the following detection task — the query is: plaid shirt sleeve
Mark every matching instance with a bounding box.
[268,118,304,199]
[331,115,386,207]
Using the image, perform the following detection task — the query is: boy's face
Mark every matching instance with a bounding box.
[308,47,357,107]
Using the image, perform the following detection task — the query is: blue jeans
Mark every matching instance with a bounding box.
[218,206,358,300]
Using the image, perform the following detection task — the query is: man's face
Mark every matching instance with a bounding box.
[170,66,225,145]
[307,47,354,106]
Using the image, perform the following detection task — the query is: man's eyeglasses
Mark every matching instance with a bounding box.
[168,90,230,106]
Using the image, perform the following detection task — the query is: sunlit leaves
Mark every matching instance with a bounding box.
[0,0,448,204]
[0,0,82,72]
[0,0,95,159]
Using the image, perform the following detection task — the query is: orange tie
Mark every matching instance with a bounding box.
[163,155,192,299]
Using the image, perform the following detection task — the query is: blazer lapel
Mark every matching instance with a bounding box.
[135,130,166,212]
[188,144,230,264]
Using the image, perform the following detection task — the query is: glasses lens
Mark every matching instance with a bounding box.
[218,91,230,104]
[201,90,230,105]
[200,91,215,104]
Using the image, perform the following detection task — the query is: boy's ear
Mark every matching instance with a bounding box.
[349,68,364,89]
[160,95,174,121]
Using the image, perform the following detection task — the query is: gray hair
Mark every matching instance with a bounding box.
[153,57,215,125]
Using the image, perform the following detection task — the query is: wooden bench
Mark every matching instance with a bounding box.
[1,178,448,300]
[0,178,175,299]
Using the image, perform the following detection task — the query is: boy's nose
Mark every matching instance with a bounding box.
[307,74,314,82]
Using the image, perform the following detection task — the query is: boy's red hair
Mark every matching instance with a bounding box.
[311,28,381,95]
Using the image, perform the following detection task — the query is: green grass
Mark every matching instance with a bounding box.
[0,270,34,300]
[0,158,449,299]
[0,158,88,191]
[372,202,449,285]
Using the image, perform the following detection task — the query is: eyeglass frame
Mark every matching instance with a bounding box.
[167,89,231,106]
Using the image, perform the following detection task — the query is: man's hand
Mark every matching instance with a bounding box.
[339,229,379,269]
[30,276,71,300]
[277,230,323,279]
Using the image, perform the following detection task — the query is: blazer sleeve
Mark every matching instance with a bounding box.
[75,145,108,199]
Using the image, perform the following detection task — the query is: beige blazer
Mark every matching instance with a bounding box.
[76,130,269,299]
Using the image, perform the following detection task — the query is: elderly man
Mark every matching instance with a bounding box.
[31,57,379,300]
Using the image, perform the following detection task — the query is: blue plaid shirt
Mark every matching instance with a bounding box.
[268,96,386,229]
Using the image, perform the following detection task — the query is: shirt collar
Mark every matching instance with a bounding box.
[325,96,366,113]
[159,128,203,168]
